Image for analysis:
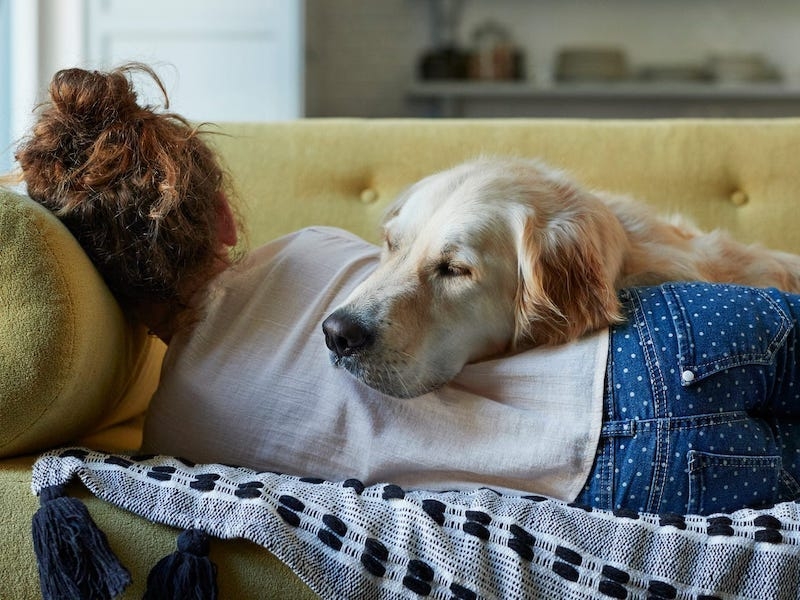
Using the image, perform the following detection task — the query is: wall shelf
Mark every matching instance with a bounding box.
[407,81,800,118]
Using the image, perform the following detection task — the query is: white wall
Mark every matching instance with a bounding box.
[4,0,39,172]
[0,0,10,172]
[38,0,85,88]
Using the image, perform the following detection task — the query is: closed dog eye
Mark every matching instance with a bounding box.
[437,262,471,278]
[384,236,398,252]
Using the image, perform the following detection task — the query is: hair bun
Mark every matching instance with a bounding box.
[49,67,141,130]
[17,64,171,212]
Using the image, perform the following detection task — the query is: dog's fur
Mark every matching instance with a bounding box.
[323,157,800,398]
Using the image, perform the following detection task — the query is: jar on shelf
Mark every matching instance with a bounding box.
[468,20,525,81]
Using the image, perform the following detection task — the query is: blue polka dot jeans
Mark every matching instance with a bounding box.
[575,283,800,515]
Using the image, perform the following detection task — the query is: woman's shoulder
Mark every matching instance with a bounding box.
[208,226,380,312]
[245,226,377,265]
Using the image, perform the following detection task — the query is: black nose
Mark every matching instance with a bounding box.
[322,310,375,358]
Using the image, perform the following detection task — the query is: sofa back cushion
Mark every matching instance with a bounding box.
[0,188,162,457]
[212,119,800,255]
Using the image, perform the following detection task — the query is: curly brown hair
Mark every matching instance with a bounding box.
[14,63,237,331]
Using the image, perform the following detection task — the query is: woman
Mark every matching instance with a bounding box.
[14,65,800,515]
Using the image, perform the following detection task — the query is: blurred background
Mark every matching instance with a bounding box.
[3,0,800,172]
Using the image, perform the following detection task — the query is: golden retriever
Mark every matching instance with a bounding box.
[322,157,800,398]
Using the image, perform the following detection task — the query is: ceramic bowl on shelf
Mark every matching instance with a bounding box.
[555,47,629,82]
[708,53,781,83]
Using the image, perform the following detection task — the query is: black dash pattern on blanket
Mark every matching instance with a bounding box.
[31,448,800,600]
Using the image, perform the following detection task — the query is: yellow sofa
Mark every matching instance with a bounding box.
[3,118,800,598]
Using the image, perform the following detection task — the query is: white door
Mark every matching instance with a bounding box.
[85,0,304,122]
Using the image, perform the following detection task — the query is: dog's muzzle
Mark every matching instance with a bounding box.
[322,309,375,359]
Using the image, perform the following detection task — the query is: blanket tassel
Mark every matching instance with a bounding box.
[32,484,131,600]
[144,528,218,599]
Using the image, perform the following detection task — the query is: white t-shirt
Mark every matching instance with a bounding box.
[142,227,607,500]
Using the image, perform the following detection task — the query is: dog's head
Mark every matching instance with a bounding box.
[323,157,627,398]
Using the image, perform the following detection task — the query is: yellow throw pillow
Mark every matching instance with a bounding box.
[0,189,158,456]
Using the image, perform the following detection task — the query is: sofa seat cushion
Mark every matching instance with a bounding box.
[0,189,163,457]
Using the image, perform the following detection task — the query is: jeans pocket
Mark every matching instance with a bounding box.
[665,284,791,386]
[687,450,781,515]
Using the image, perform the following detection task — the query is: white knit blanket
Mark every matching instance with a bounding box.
[32,448,800,599]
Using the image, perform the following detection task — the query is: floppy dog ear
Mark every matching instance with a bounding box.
[513,200,627,347]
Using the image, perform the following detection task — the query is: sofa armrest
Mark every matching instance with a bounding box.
[0,189,160,457]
